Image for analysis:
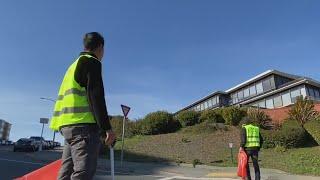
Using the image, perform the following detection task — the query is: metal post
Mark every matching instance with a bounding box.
[39,123,44,151]
[40,123,44,138]
[230,147,234,164]
[110,147,115,180]
[40,97,56,143]
[53,131,56,142]
[120,116,126,167]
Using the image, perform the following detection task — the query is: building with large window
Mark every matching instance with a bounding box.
[177,70,320,113]
[0,119,11,142]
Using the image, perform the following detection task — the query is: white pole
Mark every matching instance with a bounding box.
[110,147,115,180]
[120,116,126,167]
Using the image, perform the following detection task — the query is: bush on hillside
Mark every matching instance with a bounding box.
[176,110,200,127]
[222,106,246,126]
[138,111,179,135]
[261,120,308,149]
[199,110,225,123]
[246,108,272,129]
[110,116,140,138]
[288,96,318,127]
[304,118,320,145]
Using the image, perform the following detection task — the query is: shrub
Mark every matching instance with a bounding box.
[176,110,200,127]
[109,116,141,138]
[304,118,320,145]
[139,111,178,135]
[222,107,246,126]
[199,110,224,123]
[261,120,307,149]
[246,108,272,129]
[192,159,201,168]
[288,96,318,127]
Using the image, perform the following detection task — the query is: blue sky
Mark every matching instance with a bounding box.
[1,1,320,142]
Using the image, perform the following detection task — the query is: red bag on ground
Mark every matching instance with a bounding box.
[237,149,248,179]
[15,159,62,180]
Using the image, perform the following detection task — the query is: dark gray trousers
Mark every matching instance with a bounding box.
[58,125,101,180]
[245,150,260,180]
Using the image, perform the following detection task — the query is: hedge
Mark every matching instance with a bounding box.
[261,120,307,149]
[199,110,224,123]
[221,107,246,126]
[139,111,179,135]
[176,110,200,127]
[304,118,320,145]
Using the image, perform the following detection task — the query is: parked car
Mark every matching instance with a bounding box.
[29,136,44,150]
[13,138,37,152]
[45,140,54,149]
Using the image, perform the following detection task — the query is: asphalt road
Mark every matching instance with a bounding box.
[1,145,318,180]
[0,146,44,179]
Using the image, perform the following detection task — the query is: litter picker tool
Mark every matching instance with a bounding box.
[109,140,116,180]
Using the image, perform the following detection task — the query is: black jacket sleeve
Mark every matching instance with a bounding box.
[259,132,264,148]
[74,56,112,132]
[240,128,246,148]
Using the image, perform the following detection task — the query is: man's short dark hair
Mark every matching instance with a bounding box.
[83,32,104,51]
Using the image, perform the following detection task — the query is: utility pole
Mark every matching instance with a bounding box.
[40,97,56,142]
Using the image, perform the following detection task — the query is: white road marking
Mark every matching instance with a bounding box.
[0,158,44,165]
[158,176,234,180]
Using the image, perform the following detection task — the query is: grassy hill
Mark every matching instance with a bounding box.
[107,125,320,176]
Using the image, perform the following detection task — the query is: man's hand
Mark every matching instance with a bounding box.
[105,130,116,146]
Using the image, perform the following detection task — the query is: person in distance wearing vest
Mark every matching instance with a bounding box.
[50,32,116,180]
[240,118,264,180]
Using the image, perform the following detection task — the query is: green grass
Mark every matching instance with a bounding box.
[102,127,320,176]
[260,147,320,176]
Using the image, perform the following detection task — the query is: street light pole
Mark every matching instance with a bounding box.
[40,97,56,142]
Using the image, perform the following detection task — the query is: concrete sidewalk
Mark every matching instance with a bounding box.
[96,159,320,180]
[21,150,319,180]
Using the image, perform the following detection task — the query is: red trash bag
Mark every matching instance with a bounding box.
[15,159,62,180]
[237,149,248,179]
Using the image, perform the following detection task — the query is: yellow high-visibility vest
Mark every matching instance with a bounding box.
[50,54,97,131]
[243,124,260,148]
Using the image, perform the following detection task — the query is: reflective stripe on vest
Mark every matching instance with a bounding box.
[243,124,260,148]
[50,54,98,131]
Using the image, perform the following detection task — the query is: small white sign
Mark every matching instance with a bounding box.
[40,118,49,124]
[229,143,233,148]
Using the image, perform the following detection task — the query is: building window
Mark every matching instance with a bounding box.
[315,89,320,99]
[256,82,263,94]
[273,95,283,108]
[243,88,250,98]
[204,101,208,109]
[232,93,238,104]
[282,91,291,106]
[308,88,315,98]
[208,99,213,107]
[212,97,217,105]
[266,98,274,109]
[217,96,220,104]
[201,103,205,110]
[301,87,307,97]
[249,85,256,96]
[290,88,301,103]
[237,90,244,100]
[196,105,200,111]
[258,100,266,108]
[262,78,272,92]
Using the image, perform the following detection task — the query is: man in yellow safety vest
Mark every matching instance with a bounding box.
[50,32,116,180]
[240,119,264,180]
